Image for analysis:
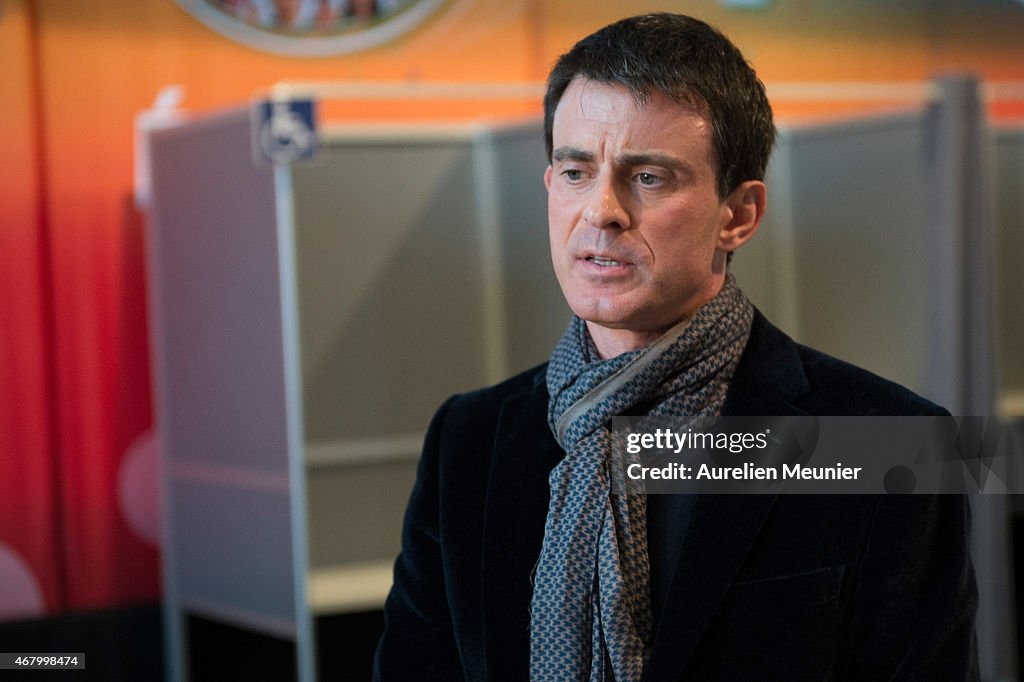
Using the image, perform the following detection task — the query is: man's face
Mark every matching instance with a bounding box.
[545,77,735,353]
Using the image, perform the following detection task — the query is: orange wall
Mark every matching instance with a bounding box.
[31,0,1024,244]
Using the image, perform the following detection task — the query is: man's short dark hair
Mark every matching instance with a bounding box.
[543,13,776,198]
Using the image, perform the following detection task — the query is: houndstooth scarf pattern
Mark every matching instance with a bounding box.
[530,273,754,682]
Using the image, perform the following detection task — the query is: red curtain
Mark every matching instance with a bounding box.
[0,0,160,621]
[0,0,63,621]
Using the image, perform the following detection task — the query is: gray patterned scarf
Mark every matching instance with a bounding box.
[530,273,754,682]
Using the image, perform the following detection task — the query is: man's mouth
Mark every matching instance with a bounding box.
[586,255,625,267]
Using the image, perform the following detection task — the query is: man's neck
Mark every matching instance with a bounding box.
[584,279,729,359]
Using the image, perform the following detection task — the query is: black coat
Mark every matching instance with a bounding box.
[374,311,979,681]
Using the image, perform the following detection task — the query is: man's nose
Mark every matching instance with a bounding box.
[582,175,629,230]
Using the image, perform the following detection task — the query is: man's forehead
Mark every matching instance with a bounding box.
[569,79,637,124]
[555,77,710,130]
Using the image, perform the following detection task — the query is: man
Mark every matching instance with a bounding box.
[374,13,977,681]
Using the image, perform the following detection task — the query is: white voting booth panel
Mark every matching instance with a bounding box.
[146,108,309,682]
[146,79,1018,681]
[294,121,562,574]
[735,111,932,392]
[145,108,557,682]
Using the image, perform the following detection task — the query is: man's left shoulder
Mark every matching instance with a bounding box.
[734,310,948,417]
[794,342,946,416]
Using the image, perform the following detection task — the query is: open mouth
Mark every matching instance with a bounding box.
[586,256,625,267]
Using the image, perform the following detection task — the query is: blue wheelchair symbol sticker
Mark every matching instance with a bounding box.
[255,99,317,165]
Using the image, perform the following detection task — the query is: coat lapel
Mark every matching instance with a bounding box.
[480,371,563,680]
[645,311,811,681]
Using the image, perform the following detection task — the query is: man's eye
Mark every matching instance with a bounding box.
[636,172,662,187]
[562,169,584,182]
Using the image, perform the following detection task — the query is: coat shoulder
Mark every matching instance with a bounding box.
[793,343,947,416]
[445,363,548,423]
[728,310,948,417]
[427,363,549,467]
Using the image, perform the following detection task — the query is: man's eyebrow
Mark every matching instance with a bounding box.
[551,147,594,163]
[551,148,695,176]
[618,152,689,172]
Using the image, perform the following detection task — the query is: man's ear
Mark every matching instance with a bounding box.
[718,180,766,252]
[544,165,553,192]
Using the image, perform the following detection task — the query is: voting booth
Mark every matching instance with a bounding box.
[143,78,1021,681]
[142,88,560,681]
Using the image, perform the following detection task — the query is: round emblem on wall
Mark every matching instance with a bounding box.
[177,0,448,57]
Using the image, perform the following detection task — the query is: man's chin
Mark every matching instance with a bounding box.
[569,299,662,332]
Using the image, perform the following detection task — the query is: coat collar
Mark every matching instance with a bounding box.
[722,309,811,417]
[481,310,812,680]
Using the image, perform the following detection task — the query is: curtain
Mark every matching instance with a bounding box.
[0,0,160,621]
